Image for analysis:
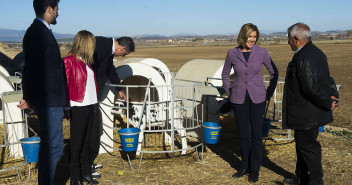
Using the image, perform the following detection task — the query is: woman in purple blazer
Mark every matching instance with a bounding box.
[222,23,278,183]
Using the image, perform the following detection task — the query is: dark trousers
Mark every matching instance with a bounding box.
[36,107,64,185]
[294,128,323,185]
[88,103,103,165]
[70,105,95,180]
[231,93,265,172]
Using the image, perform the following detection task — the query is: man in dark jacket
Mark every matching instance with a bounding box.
[88,36,135,178]
[17,0,66,184]
[283,23,339,185]
[93,36,135,101]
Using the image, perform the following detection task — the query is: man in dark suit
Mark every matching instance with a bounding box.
[283,23,339,185]
[17,0,66,184]
[89,36,135,178]
[93,36,135,101]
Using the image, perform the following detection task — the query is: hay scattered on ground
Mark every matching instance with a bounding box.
[1,120,352,184]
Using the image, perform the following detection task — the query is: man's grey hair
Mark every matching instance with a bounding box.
[288,23,311,42]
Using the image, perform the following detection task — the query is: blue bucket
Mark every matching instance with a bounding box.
[20,137,40,163]
[202,122,221,144]
[118,128,140,152]
[319,126,324,132]
[262,119,271,137]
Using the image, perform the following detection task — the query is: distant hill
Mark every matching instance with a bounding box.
[0,28,75,42]
[0,28,26,42]
[134,34,169,41]
[326,30,346,34]
[172,33,199,36]
[269,32,287,36]
[1,27,351,42]
[53,33,75,40]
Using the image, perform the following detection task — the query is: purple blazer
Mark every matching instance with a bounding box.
[222,45,276,104]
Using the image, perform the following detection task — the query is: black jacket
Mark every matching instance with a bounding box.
[282,41,339,130]
[92,36,122,101]
[22,19,67,107]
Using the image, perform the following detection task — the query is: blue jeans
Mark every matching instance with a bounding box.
[36,107,64,185]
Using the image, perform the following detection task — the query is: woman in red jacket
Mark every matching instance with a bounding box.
[64,30,98,185]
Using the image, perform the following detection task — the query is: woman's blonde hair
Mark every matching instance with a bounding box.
[69,30,96,65]
[237,23,260,50]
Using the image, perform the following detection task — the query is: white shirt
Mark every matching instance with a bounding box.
[112,38,115,55]
[70,65,98,107]
[36,17,51,32]
[294,45,304,54]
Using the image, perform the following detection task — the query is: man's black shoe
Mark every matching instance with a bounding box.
[82,175,99,184]
[92,164,103,170]
[92,171,101,179]
[70,179,83,185]
[248,171,259,183]
[232,168,248,178]
[91,164,103,173]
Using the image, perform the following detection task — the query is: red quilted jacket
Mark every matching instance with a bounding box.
[63,54,97,103]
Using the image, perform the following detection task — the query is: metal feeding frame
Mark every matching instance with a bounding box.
[262,75,293,141]
[0,90,31,180]
[100,73,205,169]
[206,75,294,141]
[262,75,340,141]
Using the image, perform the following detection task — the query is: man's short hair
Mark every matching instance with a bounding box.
[288,23,311,42]
[33,0,60,17]
[116,37,135,53]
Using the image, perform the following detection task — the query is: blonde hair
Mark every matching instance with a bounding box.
[237,23,260,50]
[69,30,96,65]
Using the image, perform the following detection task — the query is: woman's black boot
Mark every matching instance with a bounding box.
[232,168,248,178]
[248,171,259,183]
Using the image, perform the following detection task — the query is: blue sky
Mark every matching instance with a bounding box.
[1,0,351,36]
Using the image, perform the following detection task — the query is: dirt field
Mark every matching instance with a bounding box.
[1,123,352,185]
[1,41,352,184]
[0,42,18,59]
